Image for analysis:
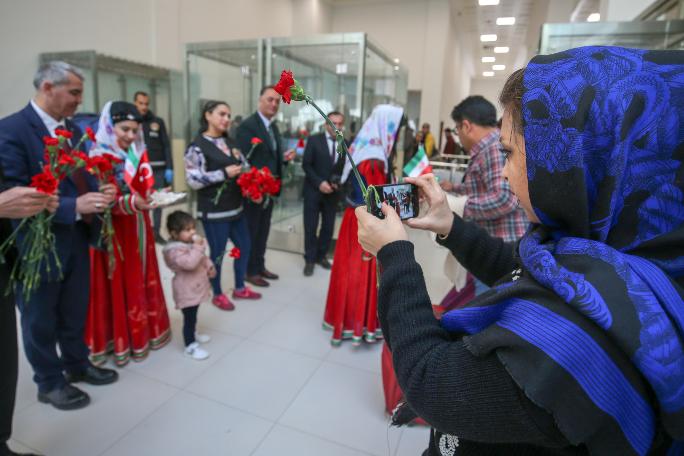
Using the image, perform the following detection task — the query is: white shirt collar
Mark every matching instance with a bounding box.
[30,99,63,137]
[257,110,272,129]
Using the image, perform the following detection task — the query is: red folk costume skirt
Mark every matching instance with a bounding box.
[86,210,171,366]
[323,160,386,345]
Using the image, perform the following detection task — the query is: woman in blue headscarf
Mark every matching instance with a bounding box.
[356,46,684,455]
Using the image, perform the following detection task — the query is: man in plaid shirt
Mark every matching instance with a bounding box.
[441,96,528,293]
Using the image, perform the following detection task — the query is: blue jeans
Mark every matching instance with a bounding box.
[203,216,251,295]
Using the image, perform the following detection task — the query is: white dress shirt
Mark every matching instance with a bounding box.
[30,99,64,137]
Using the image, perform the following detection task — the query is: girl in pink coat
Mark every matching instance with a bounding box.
[162,211,217,360]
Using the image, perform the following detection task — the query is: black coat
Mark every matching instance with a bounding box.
[236,112,283,182]
[302,133,347,196]
[141,111,172,169]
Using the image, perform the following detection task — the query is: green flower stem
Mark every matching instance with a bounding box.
[304,95,381,211]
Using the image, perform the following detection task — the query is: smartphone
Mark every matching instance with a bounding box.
[369,183,420,220]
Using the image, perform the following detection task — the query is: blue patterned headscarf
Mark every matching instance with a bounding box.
[441,47,684,455]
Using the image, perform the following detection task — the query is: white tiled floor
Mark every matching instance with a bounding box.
[10,249,430,456]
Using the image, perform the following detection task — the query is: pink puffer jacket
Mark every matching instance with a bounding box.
[162,241,215,309]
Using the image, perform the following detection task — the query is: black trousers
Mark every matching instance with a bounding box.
[18,223,91,393]
[181,305,199,347]
[244,200,274,276]
[0,282,17,446]
[303,190,337,263]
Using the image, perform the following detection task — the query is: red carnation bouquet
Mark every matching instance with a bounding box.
[87,154,123,277]
[213,137,265,205]
[236,166,281,204]
[0,128,95,298]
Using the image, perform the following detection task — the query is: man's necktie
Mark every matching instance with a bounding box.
[267,124,277,151]
[330,137,336,163]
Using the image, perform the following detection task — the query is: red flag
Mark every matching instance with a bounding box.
[130,150,155,197]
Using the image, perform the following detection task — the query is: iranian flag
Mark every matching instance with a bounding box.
[403,145,432,177]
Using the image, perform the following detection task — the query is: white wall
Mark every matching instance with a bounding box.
[469,78,506,117]
[331,0,456,132]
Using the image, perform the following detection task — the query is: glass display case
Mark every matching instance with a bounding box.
[539,19,684,54]
[185,33,409,254]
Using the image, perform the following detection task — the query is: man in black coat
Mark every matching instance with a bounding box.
[133,91,173,244]
[301,111,347,276]
[0,168,56,456]
[236,86,294,287]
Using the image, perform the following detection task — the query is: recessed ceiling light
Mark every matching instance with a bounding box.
[587,13,600,22]
[493,64,506,71]
[483,71,495,77]
[480,34,497,42]
[478,0,499,5]
[494,46,510,53]
[482,56,496,63]
[393,65,400,71]
[496,17,516,25]
[393,58,400,64]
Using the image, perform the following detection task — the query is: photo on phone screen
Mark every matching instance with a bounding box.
[378,183,419,220]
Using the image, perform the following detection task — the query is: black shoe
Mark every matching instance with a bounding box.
[65,365,118,385]
[317,258,332,269]
[0,442,42,456]
[246,274,270,287]
[37,384,90,410]
[303,263,314,276]
[261,269,279,280]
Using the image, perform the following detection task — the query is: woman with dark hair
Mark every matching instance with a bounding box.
[87,101,171,366]
[184,101,260,312]
[356,46,684,454]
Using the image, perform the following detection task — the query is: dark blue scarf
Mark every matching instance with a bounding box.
[441,46,684,455]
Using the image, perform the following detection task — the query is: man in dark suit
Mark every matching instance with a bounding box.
[0,178,55,456]
[133,91,173,244]
[0,61,118,412]
[236,86,295,287]
[301,111,347,276]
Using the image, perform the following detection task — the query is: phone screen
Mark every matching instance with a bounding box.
[378,183,419,220]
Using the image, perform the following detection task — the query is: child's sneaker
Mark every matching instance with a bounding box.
[195,333,211,344]
[212,294,235,311]
[233,286,262,300]
[184,342,209,360]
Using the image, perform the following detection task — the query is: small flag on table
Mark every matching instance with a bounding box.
[403,145,432,177]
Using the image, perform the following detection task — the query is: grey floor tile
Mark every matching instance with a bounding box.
[186,340,321,420]
[325,339,384,375]
[100,391,273,456]
[279,362,401,456]
[249,306,332,359]
[12,371,178,456]
[253,425,369,456]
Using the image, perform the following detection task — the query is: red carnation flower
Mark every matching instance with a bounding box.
[251,137,263,145]
[274,70,295,104]
[85,126,97,142]
[43,136,59,146]
[30,170,58,194]
[229,247,241,259]
[54,128,73,139]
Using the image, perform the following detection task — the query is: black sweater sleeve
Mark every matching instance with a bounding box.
[376,241,570,448]
[436,213,518,286]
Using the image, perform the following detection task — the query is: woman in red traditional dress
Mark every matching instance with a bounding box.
[86,101,171,365]
[323,105,404,345]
